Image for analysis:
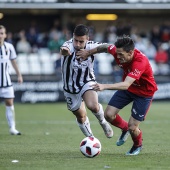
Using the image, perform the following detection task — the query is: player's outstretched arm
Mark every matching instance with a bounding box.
[76,44,110,60]
[90,76,136,91]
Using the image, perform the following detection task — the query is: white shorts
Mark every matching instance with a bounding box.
[64,81,96,112]
[0,86,15,99]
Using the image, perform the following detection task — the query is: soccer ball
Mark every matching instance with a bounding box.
[80,136,101,158]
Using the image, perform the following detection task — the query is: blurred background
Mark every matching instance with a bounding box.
[0,0,170,103]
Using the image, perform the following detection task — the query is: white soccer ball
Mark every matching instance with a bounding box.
[80,136,101,158]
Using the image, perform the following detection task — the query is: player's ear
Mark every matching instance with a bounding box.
[129,50,134,56]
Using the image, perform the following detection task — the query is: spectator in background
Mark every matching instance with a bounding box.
[155,44,169,75]
[103,22,117,43]
[37,32,49,48]
[6,32,14,45]
[16,30,31,54]
[116,21,124,36]
[160,29,170,43]
[116,21,132,37]
[62,26,72,41]
[48,29,66,78]
[134,35,147,53]
[155,44,168,63]
[49,19,62,40]
[0,25,23,135]
[86,21,96,41]
[160,21,170,43]
[166,41,170,66]
[26,21,39,53]
[150,25,161,49]
[47,32,65,53]
[144,40,157,61]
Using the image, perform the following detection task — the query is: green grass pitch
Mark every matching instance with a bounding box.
[0,101,170,170]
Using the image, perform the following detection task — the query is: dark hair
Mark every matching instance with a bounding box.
[73,24,89,36]
[115,35,134,52]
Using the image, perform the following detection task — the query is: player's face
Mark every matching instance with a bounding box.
[73,34,89,51]
[0,28,6,44]
[116,48,133,63]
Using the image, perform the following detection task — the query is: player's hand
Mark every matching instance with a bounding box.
[18,75,23,84]
[90,83,105,91]
[60,47,71,56]
[76,49,89,60]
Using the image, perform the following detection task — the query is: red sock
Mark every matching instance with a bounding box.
[132,130,143,147]
[111,114,128,131]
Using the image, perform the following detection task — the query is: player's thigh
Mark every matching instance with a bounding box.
[73,102,87,118]
[83,90,98,108]
[5,98,13,106]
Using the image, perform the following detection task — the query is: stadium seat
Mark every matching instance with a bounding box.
[28,53,42,75]
[149,60,159,75]
[97,53,113,75]
[39,54,51,63]
[17,53,30,75]
[41,57,55,75]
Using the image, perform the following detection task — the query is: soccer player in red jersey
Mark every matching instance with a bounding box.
[76,35,158,155]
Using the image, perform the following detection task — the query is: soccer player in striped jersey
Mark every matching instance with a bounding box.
[0,25,23,135]
[77,35,158,155]
[60,24,113,138]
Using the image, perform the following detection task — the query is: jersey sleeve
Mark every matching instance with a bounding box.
[9,44,17,60]
[108,45,116,56]
[61,39,74,53]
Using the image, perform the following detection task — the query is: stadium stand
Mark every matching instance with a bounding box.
[1,0,170,79]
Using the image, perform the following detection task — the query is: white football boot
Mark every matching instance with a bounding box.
[10,128,21,135]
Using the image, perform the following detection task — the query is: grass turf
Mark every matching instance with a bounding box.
[0,101,170,170]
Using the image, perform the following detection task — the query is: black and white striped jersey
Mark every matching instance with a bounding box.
[0,42,17,88]
[61,39,103,94]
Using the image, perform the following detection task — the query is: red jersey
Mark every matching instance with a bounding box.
[108,45,158,97]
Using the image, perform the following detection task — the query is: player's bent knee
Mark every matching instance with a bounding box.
[87,103,99,113]
[104,112,115,122]
[76,115,87,123]
[128,124,138,134]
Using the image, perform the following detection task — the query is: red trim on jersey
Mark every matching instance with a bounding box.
[108,45,158,97]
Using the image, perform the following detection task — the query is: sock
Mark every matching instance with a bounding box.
[76,116,93,137]
[111,114,128,131]
[6,105,16,129]
[92,103,106,124]
[132,130,143,147]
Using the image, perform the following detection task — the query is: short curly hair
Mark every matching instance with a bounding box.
[115,35,134,52]
[73,24,89,36]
